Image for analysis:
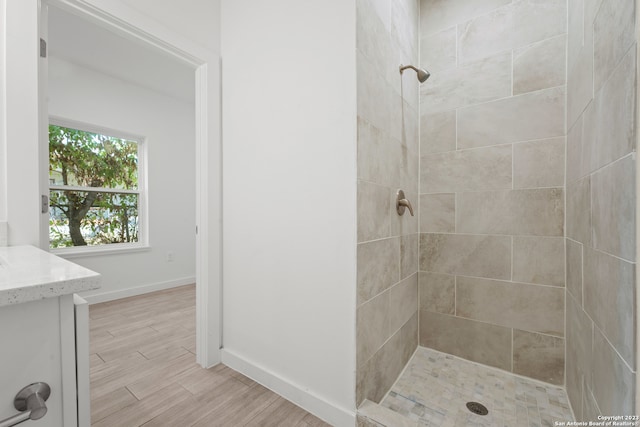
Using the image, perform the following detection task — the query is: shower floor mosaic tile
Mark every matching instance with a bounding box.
[380,347,574,427]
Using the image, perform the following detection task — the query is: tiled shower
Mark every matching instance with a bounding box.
[356,0,637,422]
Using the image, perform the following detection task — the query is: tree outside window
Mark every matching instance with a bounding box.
[49,122,144,249]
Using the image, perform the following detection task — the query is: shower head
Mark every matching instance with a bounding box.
[399,64,431,83]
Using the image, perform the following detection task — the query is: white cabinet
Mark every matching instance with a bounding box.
[0,246,100,427]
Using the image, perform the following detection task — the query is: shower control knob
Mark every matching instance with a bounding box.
[396,190,414,216]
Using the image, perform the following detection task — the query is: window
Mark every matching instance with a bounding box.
[48,120,146,252]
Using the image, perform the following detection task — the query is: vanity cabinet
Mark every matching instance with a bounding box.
[0,246,100,427]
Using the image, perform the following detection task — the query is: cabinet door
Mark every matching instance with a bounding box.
[0,297,64,426]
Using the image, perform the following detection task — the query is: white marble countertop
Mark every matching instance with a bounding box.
[0,245,101,307]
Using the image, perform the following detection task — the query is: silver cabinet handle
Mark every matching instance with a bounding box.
[396,190,414,216]
[0,383,50,427]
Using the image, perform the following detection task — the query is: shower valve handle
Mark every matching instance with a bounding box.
[396,190,414,216]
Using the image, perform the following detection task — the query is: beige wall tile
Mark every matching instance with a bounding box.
[583,246,635,367]
[585,0,605,27]
[388,94,416,150]
[357,51,393,136]
[456,276,564,336]
[389,274,418,334]
[419,193,454,233]
[420,52,512,114]
[357,0,393,81]
[399,101,420,155]
[420,110,456,155]
[591,327,635,415]
[566,239,583,302]
[391,0,420,57]
[457,87,565,149]
[567,0,585,73]
[513,330,564,385]
[581,101,595,176]
[592,155,635,262]
[567,116,583,184]
[584,48,636,173]
[421,145,512,193]
[420,233,511,279]
[458,0,566,64]
[358,117,395,186]
[420,26,456,73]
[356,0,422,406]
[593,0,635,92]
[513,34,566,95]
[513,137,565,189]
[357,237,400,305]
[513,236,565,287]
[396,139,419,192]
[359,0,392,31]
[358,180,391,242]
[582,386,601,422]
[420,0,510,37]
[392,0,420,62]
[357,291,390,366]
[566,177,591,245]
[418,271,454,314]
[567,28,594,128]
[358,110,417,190]
[363,92,416,192]
[357,312,418,405]
[391,189,419,237]
[420,310,511,370]
[400,311,419,364]
[400,234,419,279]
[456,188,564,236]
[571,379,584,422]
[566,294,593,418]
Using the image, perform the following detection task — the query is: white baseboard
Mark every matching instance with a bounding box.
[82,276,195,304]
[221,349,356,427]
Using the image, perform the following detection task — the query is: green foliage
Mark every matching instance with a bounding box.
[49,125,140,248]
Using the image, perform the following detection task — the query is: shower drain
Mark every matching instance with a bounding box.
[466,401,489,416]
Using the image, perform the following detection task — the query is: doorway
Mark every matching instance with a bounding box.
[39,0,221,371]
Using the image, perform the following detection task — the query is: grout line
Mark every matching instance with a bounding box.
[511,143,515,190]
[455,24,459,68]
[511,328,514,373]
[454,108,458,152]
[419,268,566,291]
[510,49,514,97]
[510,236,514,281]
[580,241,584,308]
[453,275,457,316]
[584,151,635,181]
[593,321,636,374]
[418,230,565,239]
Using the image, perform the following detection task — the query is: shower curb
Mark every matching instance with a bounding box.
[357,399,418,427]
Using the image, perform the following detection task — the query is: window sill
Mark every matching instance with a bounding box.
[52,243,151,259]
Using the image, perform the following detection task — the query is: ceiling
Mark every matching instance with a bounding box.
[48,6,195,104]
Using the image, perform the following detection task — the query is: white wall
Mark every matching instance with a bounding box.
[220,1,357,425]
[117,0,220,53]
[0,0,6,228]
[3,0,41,246]
[48,56,196,300]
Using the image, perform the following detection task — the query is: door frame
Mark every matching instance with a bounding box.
[39,0,222,368]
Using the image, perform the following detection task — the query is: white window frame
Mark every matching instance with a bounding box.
[48,117,149,257]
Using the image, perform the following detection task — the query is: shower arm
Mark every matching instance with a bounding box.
[399,64,419,74]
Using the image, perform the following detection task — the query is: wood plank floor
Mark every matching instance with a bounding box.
[89,285,331,426]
